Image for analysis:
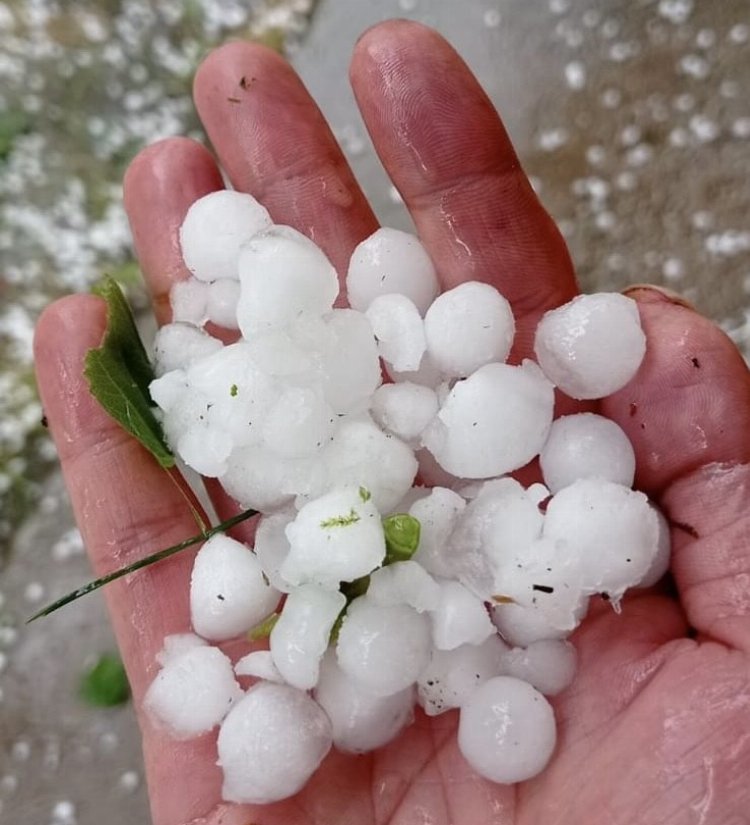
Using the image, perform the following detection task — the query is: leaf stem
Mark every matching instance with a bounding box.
[26,507,258,623]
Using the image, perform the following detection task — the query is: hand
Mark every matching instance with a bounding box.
[34,20,750,825]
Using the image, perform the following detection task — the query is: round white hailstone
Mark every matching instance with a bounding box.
[540,413,636,493]
[217,682,332,804]
[237,225,339,336]
[336,598,432,697]
[234,651,284,683]
[206,278,241,329]
[422,361,555,479]
[430,580,495,650]
[370,382,439,443]
[281,487,386,588]
[637,505,671,588]
[534,293,646,400]
[424,282,515,378]
[458,676,557,784]
[450,479,544,591]
[262,387,335,459]
[170,278,209,325]
[221,444,322,513]
[314,651,415,754]
[177,425,233,477]
[367,561,441,613]
[417,635,508,716]
[316,417,418,514]
[387,352,444,389]
[318,310,383,414]
[491,601,584,648]
[410,487,467,578]
[180,190,272,282]
[248,327,318,381]
[152,323,222,376]
[500,640,577,696]
[144,646,242,739]
[155,633,207,667]
[543,479,659,599]
[346,227,439,315]
[365,294,426,372]
[186,341,281,445]
[149,370,188,414]
[190,534,280,642]
[254,509,295,593]
[270,585,346,690]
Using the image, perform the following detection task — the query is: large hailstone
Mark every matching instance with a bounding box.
[346,227,440,315]
[270,585,346,690]
[499,640,577,696]
[457,676,557,784]
[370,382,439,443]
[236,225,339,336]
[180,190,272,282]
[540,413,636,493]
[543,478,660,599]
[144,645,241,739]
[367,561,441,613]
[534,293,646,399]
[314,651,415,753]
[421,361,555,479]
[423,281,515,378]
[190,534,281,642]
[429,579,495,650]
[336,597,432,697]
[281,487,386,588]
[217,682,332,804]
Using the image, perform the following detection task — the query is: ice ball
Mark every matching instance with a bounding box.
[424,281,515,378]
[458,676,557,783]
[217,682,332,804]
[534,293,646,399]
[421,361,554,479]
[346,228,439,315]
[180,190,272,282]
[540,413,636,493]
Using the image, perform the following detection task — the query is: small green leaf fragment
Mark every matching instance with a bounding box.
[330,575,371,644]
[320,508,361,529]
[248,612,280,641]
[383,513,421,564]
[230,383,238,397]
[79,653,130,707]
[358,486,371,503]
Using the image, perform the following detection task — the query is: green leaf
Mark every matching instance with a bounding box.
[383,513,421,564]
[85,277,174,468]
[79,653,130,707]
[247,612,280,641]
[26,506,258,623]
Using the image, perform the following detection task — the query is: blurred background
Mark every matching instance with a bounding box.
[0,0,747,821]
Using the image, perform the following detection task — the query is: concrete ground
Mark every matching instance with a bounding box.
[1,0,748,822]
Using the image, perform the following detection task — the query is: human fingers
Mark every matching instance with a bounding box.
[602,288,750,651]
[34,295,224,825]
[193,40,378,281]
[350,20,578,358]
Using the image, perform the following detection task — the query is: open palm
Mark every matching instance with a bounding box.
[35,21,750,825]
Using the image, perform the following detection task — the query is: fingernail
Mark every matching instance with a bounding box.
[622,284,697,311]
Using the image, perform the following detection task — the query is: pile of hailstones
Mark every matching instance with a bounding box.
[144,190,669,805]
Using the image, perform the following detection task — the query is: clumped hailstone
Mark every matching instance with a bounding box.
[142,188,665,804]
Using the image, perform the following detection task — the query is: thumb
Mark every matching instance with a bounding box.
[601,286,750,651]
